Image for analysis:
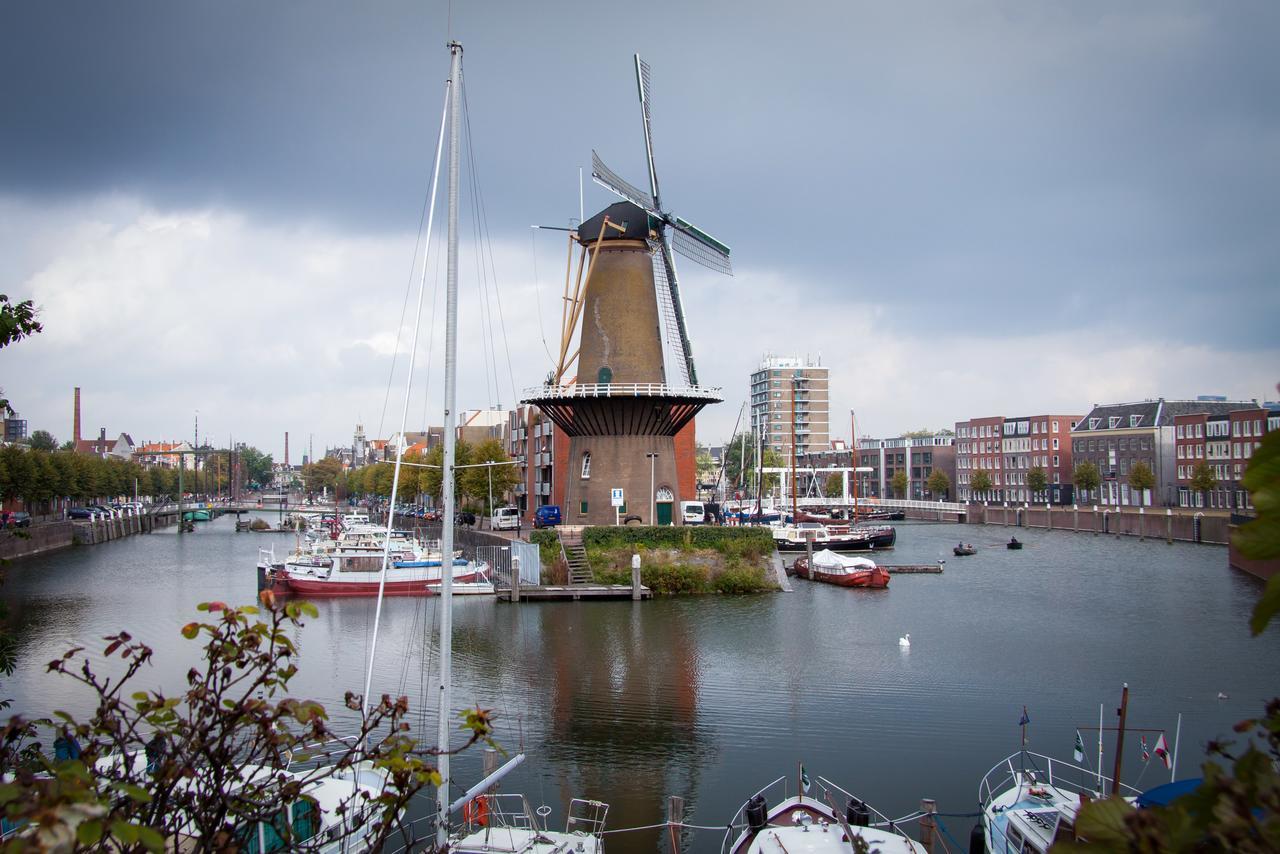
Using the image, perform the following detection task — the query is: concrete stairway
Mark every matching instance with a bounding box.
[558,527,593,585]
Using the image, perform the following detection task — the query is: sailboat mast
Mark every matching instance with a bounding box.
[435,39,463,851]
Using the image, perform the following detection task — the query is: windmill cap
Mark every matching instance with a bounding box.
[576,201,654,245]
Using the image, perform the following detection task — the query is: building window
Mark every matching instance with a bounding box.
[580,500,589,515]
[1089,418,1101,430]
[580,452,591,479]
[1052,421,1059,433]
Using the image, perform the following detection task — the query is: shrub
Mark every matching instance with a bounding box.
[712,565,770,594]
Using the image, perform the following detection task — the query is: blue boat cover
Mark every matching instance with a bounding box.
[1136,778,1202,807]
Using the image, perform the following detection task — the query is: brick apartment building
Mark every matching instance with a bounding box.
[956,414,1080,504]
[508,405,568,522]
[1174,405,1279,509]
[1071,399,1263,507]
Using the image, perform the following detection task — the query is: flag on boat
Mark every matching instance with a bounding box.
[1073,730,1085,763]
[1154,733,1171,770]
[1141,735,1150,761]
[801,766,811,793]
[1019,707,1031,726]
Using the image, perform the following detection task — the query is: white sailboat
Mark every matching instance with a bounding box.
[365,42,607,853]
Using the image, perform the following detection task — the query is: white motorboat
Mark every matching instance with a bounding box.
[722,772,925,853]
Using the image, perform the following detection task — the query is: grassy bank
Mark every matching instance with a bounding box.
[530,526,777,594]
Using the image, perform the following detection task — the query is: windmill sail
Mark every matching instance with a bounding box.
[649,238,694,387]
[591,151,655,214]
[590,55,731,389]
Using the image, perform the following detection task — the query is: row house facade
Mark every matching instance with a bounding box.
[955,414,1079,504]
[1173,405,1279,510]
[1071,399,1255,507]
[508,405,568,522]
[134,440,195,469]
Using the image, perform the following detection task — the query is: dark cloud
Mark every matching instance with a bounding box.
[2,0,1277,347]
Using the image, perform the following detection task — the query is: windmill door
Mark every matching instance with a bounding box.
[656,487,674,526]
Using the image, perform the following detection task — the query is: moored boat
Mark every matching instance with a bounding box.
[792,549,889,588]
[1007,537,1023,550]
[978,750,1139,853]
[722,771,925,853]
[954,544,976,556]
[772,522,896,552]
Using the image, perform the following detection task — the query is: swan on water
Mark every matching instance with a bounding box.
[899,633,911,648]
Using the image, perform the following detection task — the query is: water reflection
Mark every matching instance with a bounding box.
[3,516,1278,853]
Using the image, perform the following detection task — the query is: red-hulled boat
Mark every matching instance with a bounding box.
[791,549,889,588]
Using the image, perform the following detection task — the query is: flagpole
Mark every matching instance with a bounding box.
[798,761,802,804]
[1097,703,1104,794]
[1171,714,1181,782]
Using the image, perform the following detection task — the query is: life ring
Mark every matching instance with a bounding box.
[463,795,489,826]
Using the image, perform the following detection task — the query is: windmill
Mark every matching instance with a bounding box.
[522,55,727,527]
[590,54,732,388]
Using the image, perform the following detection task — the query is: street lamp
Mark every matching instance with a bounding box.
[646,452,658,525]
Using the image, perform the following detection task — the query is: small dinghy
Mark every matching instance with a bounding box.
[954,544,976,556]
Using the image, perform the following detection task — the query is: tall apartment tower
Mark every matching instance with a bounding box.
[749,355,830,458]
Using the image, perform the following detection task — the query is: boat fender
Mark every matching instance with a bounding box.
[969,822,985,854]
[847,799,870,827]
[745,794,768,833]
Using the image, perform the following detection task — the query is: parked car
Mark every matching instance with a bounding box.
[68,507,95,519]
[533,505,561,529]
[490,506,520,530]
[455,511,476,527]
[680,501,706,525]
[2,511,31,528]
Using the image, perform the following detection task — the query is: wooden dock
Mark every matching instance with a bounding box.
[496,584,652,602]
[881,564,945,574]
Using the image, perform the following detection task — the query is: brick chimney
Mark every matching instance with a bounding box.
[73,387,81,443]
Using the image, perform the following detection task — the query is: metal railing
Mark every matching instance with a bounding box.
[523,382,723,400]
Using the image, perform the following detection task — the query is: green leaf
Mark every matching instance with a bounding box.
[299,601,319,619]
[111,781,153,804]
[111,819,141,845]
[136,824,166,852]
[1251,574,1280,636]
[181,622,200,639]
[77,819,104,845]
[1073,796,1134,845]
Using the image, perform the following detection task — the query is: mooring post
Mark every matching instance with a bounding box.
[1166,508,1173,544]
[511,556,521,603]
[666,795,684,853]
[1139,506,1145,541]
[631,552,642,600]
[918,798,937,853]
[804,530,814,566]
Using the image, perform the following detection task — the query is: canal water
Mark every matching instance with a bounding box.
[3,516,1277,851]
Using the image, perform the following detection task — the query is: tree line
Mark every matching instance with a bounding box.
[0,445,275,512]
[300,438,521,513]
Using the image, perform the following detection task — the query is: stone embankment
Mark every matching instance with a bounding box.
[899,502,1231,545]
[0,511,174,561]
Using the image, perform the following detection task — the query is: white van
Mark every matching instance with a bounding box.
[680,501,706,525]
[491,506,521,530]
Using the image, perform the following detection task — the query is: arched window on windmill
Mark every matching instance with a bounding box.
[581,452,591,479]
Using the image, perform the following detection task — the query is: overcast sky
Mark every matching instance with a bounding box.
[3,1,1277,461]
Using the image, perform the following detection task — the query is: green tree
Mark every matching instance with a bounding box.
[239,446,273,488]
[890,470,909,498]
[695,443,717,487]
[28,430,57,451]
[970,468,993,496]
[1127,460,1155,504]
[1073,460,1101,498]
[1190,461,1217,505]
[420,440,474,502]
[302,457,343,495]
[0,293,42,348]
[926,469,951,499]
[822,473,845,499]
[1026,466,1048,497]
[461,439,521,513]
